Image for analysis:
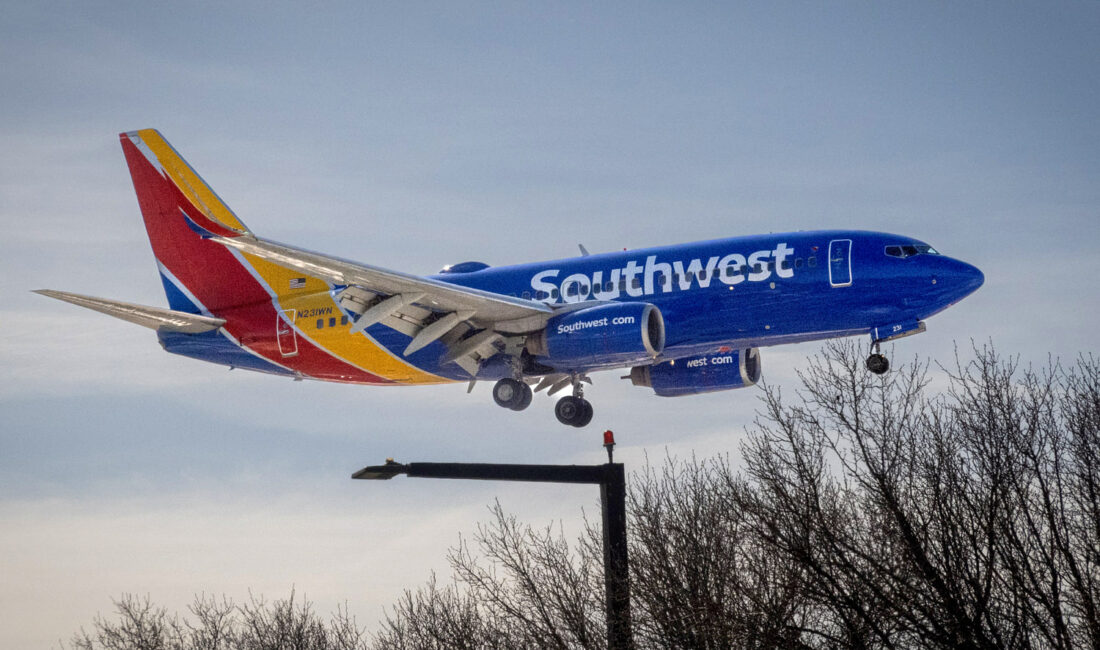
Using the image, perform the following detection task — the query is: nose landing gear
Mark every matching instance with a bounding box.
[866,341,889,375]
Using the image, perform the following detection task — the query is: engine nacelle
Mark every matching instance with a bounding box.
[629,348,761,397]
[528,302,665,370]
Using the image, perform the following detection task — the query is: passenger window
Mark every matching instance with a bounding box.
[316,319,323,329]
[341,316,348,325]
[329,317,336,328]
[522,291,531,300]
[551,289,559,299]
[808,256,817,267]
[795,258,803,268]
[632,278,641,289]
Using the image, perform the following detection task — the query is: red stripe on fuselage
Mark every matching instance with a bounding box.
[120,136,391,385]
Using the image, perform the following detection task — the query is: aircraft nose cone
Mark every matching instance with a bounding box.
[945,259,984,301]
[960,261,985,293]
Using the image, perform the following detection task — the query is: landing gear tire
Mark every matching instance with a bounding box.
[512,383,533,411]
[492,378,519,408]
[575,400,594,427]
[555,395,594,427]
[866,353,889,375]
[494,378,534,411]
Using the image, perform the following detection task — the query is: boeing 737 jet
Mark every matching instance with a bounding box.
[37,130,984,427]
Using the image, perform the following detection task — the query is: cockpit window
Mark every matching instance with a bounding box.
[885,244,939,258]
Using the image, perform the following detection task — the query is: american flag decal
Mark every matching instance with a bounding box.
[289,278,306,289]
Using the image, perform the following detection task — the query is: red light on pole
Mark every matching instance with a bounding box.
[603,430,615,463]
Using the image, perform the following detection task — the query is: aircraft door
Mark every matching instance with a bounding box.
[276,309,299,357]
[828,239,852,287]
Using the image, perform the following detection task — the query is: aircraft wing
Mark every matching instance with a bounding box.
[218,235,551,330]
[215,235,555,374]
[33,290,225,333]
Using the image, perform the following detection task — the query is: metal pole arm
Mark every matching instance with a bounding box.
[353,461,619,485]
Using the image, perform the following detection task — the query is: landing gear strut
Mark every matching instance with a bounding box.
[866,341,889,375]
[554,376,593,427]
[492,378,533,411]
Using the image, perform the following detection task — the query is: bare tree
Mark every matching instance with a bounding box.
[734,342,1099,649]
[376,342,1097,649]
[67,591,368,650]
[448,501,607,649]
[627,454,810,649]
[184,595,236,650]
[372,574,513,650]
[69,594,186,650]
[71,343,1099,650]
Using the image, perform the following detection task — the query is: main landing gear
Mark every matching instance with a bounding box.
[866,341,890,375]
[491,375,594,427]
[553,373,593,427]
[492,377,533,411]
[555,394,593,428]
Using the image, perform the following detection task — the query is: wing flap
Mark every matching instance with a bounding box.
[33,290,225,333]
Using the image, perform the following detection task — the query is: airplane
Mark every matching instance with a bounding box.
[37,129,984,427]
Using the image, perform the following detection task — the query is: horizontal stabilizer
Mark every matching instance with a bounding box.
[33,290,225,334]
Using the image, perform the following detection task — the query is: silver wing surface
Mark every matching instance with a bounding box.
[33,289,225,333]
[216,235,556,376]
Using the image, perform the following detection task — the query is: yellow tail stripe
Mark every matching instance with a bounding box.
[241,253,449,385]
[136,129,250,234]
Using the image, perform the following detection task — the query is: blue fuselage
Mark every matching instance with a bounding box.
[388,229,982,379]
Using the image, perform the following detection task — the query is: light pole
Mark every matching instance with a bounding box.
[353,431,634,649]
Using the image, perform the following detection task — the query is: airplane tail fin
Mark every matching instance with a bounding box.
[119,129,267,314]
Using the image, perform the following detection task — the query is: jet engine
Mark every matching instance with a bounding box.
[528,302,664,370]
[629,348,761,397]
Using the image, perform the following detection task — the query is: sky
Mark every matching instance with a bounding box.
[1,2,1098,646]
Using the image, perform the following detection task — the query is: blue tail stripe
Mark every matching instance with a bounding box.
[157,330,295,377]
[159,272,201,314]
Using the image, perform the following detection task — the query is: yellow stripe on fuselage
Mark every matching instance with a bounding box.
[240,252,450,385]
[136,129,251,234]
